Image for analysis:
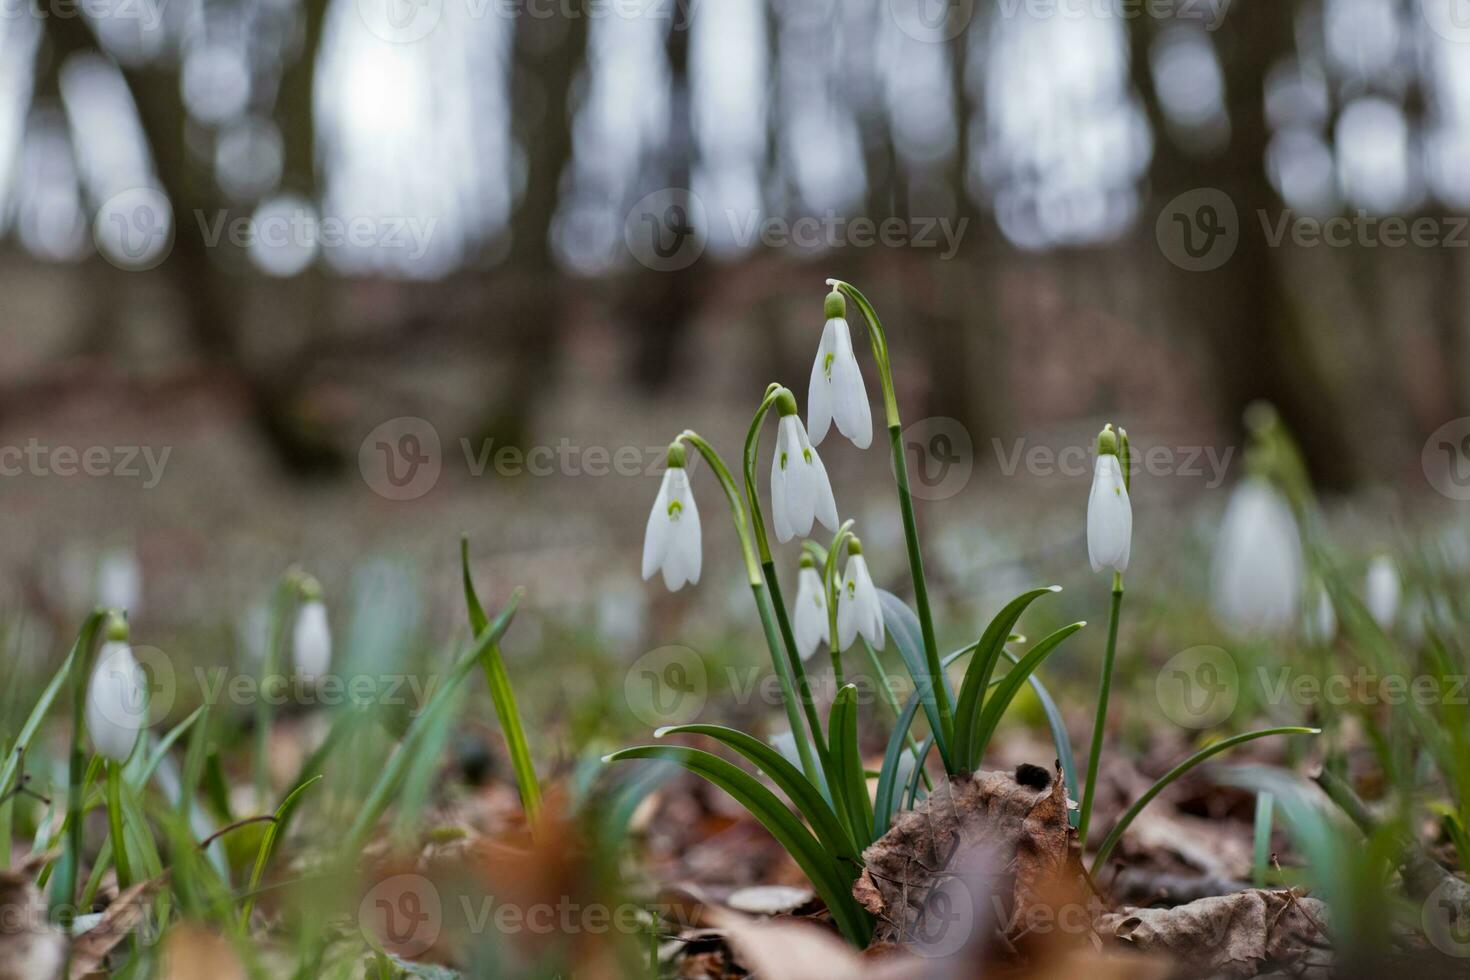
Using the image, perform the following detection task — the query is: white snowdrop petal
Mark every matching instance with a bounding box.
[642,470,674,580]
[1365,556,1399,628]
[805,441,840,533]
[1086,454,1131,574]
[293,600,333,679]
[86,641,146,762]
[770,446,794,543]
[807,320,838,446]
[1210,479,1303,635]
[793,567,828,660]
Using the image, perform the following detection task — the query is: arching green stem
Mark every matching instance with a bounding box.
[678,430,824,788]
[1078,572,1123,847]
[826,279,953,745]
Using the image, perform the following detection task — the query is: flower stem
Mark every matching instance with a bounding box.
[823,522,856,687]
[105,762,133,890]
[829,279,953,748]
[50,609,107,924]
[679,431,825,788]
[1079,573,1124,848]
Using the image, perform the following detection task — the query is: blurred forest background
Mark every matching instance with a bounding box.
[0,0,1466,636]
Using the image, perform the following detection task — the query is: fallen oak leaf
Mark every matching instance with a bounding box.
[708,908,923,980]
[1097,888,1331,979]
[68,876,168,979]
[0,866,65,980]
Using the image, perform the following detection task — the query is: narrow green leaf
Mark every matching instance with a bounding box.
[49,609,108,920]
[654,724,858,862]
[969,622,1084,765]
[874,688,925,837]
[462,537,542,826]
[1253,792,1274,887]
[828,685,873,847]
[952,587,1060,772]
[605,745,871,947]
[876,590,952,772]
[239,774,323,930]
[1004,649,1078,821]
[1090,727,1318,873]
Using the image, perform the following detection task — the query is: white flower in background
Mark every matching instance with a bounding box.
[85,619,147,762]
[770,397,839,543]
[292,597,333,680]
[98,547,142,615]
[1303,584,1337,645]
[808,288,872,450]
[836,542,884,651]
[1365,555,1400,629]
[769,730,800,768]
[793,557,831,660]
[1086,426,1131,574]
[641,447,702,591]
[1210,478,1304,635]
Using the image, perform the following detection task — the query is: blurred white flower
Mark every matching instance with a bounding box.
[1211,478,1303,635]
[793,561,831,660]
[292,599,333,680]
[836,549,884,651]
[98,547,142,615]
[769,730,800,768]
[86,637,146,762]
[1087,451,1131,574]
[1303,584,1337,645]
[641,462,702,591]
[771,414,839,543]
[1365,555,1400,629]
[808,291,872,450]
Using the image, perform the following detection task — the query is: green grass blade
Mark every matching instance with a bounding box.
[905,734,935,809]
[828,685,873,847]
[239,774,323,930]
[952,587,1060,772]
[874,687,925,837]
[137,706,206,787]
[49,609,107,920]
[1253,791,1274,886]
[604,745,871,946]
[342,589,521,854]
[1000,649,1078,821]
[876,590,953,772]
[969,622,1084,766]
[654,724,858,862]
[1090,726,1318,873]
[462,537,542,825]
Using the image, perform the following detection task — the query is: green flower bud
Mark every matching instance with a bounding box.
[666,441,687,469]
[104,612,129,643]
[774,387,799,418]
[846,535,863,556]
[824,288,846,320]
[298,574,323,602]
[1096,424,1119,456]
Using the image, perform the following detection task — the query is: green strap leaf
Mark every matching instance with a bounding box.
[605,745,871,947]
[239,774,323,930]
[969,622,1084,765]
[1001,649,1078,821]
[828,685,873,847]
[1090,727,1318,873]
[877,590,952,772]
[654,724,858,863]
[462,537,542,826]
[952,587,1060,772]
[874,686,925,838]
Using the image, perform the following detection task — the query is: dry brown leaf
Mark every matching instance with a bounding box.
[853,767,1079,952]
[708,908,924,980]
[1098,888,1332,979]
[154,925,247,980]
[0,867,65,980]
[68,877,167,979]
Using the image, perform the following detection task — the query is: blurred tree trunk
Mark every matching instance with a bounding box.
[482,4,589,447]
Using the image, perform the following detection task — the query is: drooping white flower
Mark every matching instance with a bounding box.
[836,545,884,651]
[641,450,702,591]
[1365,555,1400,629]
[97,547,142,615]
[1086,429,1131,574]
[1210,478,1304,635]
[808,289,872,450]
[1303,584,1337,645]
[85,626,147,763]
[792,559,831,660]
[770,408,839,544]
[293,598,333,680]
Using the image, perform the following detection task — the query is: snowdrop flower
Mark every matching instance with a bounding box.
[836,539,884,651]
[1210,478,1303,635]
[770,389,839,543]
[292,585,332,680]
[1086,425,1131,574]
[641,444,702,591]
[98,547,142,615]
[793,555,831,660]
[85,616,147,763]
[807,288,872,450]
[1365,555,1400,629]
[1303,584,1337,645]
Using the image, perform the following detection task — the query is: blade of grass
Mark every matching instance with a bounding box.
[877,590,953,773]
[1090,726,1318,874]
[1253,791,1274,887]
[462,538,542,826]
[49,609,108,922]
[969,622,1084,766]
[828,685,873,848]
[239,774,323,930]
